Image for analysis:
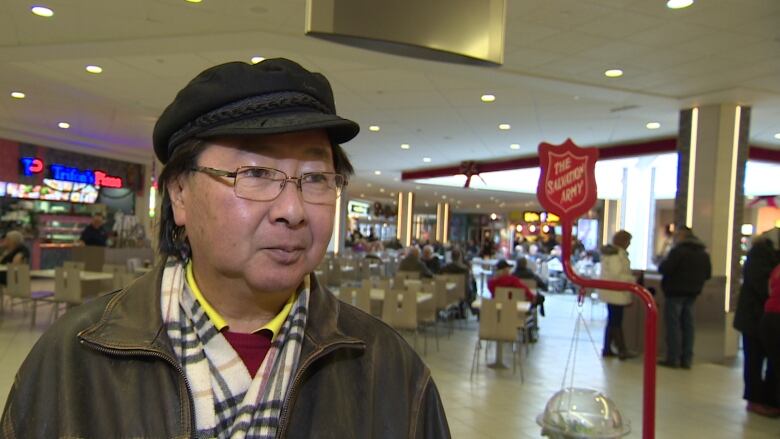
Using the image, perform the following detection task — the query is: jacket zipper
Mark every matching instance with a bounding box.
[275,340,364,438]
[80,339,197,439]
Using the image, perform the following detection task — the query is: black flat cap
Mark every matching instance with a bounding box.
[153,58,360,163]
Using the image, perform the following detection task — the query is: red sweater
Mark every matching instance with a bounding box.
[223,329,273,378]
[487,274,535,301]
[765,265,780,314]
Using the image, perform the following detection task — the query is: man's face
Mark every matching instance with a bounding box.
[92,216,104,227]
[169,129,337,295]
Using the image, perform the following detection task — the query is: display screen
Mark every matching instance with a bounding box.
[2,179,98,204]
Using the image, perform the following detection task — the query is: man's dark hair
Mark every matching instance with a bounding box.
[515,256,528,270]
[156,138,354,260]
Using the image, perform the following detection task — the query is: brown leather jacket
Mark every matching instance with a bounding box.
[1,265,450,438]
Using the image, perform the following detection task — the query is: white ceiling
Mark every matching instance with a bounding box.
[0,0,778,214]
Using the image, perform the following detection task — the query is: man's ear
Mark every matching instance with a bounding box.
[168,176,188,227]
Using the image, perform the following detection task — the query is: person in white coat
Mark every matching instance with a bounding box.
[598,230,637,360]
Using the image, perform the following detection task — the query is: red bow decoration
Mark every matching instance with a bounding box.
[748,195,778,208]
[459,160,484,188]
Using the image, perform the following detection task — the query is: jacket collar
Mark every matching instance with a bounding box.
[79,261,365,356]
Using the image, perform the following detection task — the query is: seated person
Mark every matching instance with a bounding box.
[421,245,442,274]
[512,256,548,291]
[397,246,433,278]
[487,259,535,302]
[0,230,30,285]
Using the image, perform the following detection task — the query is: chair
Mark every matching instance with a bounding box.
[6,264,54,327]
[495,287,536,353]
[382,288,431,354]
[104,263,128,290]
[126,257,143,274]
[64,261,86,270]
[470,299,524,381]
[51,266,84,319]
[341,284,373,315]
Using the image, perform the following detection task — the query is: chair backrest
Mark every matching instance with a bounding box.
[104,264,128,290]
[437,273,466,304]
[55,267,82,304]
[64,261,86,271]
[522,279,537,292]
[433,278,449,309]
[479,298,519,342]
[382,289,417,330]
[7,264,31,299]
[126,257,142,273]
[495,287,520,304]
[353,284,371,314]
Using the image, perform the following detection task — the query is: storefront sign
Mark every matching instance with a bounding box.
[20,157,124,188]
[348,200,370,216]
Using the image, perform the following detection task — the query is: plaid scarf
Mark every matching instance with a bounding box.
[160,260,309,439]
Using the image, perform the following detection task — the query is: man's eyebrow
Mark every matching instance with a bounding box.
[301,146,332,159]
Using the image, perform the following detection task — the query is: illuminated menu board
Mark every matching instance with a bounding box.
[522,211,560,224]
[1,179,99,204]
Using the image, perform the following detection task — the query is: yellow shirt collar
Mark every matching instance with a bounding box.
[185,262,299,338]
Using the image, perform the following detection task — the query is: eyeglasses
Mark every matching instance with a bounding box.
[191,166,347,204]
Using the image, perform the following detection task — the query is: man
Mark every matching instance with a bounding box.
[598,230,637,360]
[2,59,450,438]
[512,256,547,292]
[398,246,434,279]
[421,244,442,275]
[734,227,780,416]
[79,213,108,246]
[658,225,712,369]
[487,259,535,302]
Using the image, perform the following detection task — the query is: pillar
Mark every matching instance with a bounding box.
[435,202,450,244]
[397,192,415,247]
[671,103,750,362]
[329,192,348,255]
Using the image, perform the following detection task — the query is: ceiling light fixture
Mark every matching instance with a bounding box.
[774,133,780,140]
[423,157,432,163]
[250,56,265,64]
[498,123,511,130]
[481,94,496,103]
[379,188,385,193]
[86,65,103,74]
[57,122,70,129]
[490,213,497,220]
[510,143,520,150]
[374,170,381,175]
[476,204,481,209]
[646,122,661,130]
[666,0,694,9]
[10,92,26,99]
[31,6,53,17]
[400,143,410,149]
[604,69,623,78]
[185,0,203,3]
[369,125,380,132]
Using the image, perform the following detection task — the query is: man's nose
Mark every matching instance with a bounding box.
[269,179,306,226]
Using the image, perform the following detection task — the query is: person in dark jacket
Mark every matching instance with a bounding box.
[734,228,780,416]
[2,58,450,438]
[512,256,547,291]
[421,244,442,274]
[760,263,780,417]
[441,248,476,316]
[658,226,712,369]
[399,246,434,279]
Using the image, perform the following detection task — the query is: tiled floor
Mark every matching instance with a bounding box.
[1,294,779,438]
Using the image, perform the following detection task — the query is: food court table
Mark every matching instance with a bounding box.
[471,298,533,369]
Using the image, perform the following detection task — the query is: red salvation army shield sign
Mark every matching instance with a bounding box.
[537,139,599,222]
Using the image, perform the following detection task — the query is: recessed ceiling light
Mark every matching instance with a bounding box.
[400,143,410,149]
[379,188,385,193]
[360,193,365,197]
[86,65,103,74]
[368,125,380,132]
[481,94,496,103]
[498,123,511,130]
[666,0,694,9]
[390,192,395,197]
[415,185,421,190]
[490,213,497,220]
[31,6,53,17]
[185,0,203,3]
[510,143,520,150]
[441,195,447,199]
[393,177,399,182]
[10,92,26,99]
[424,202,430,207]
[374,170,381,175]
[476,204,481,208]
[774,133,780,140]
[366,183,372,187]
[422,157,432,163]
[250,56,265,64]
[57,122,70,129]
[646,122,661,130]
[604,69,623,78]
